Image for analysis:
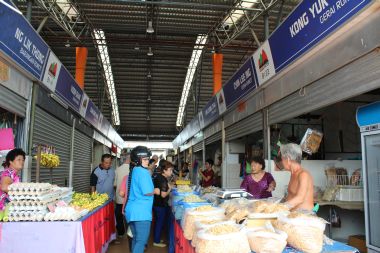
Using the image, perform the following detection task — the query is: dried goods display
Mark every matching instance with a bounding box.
[272,212,328,253]
[195,224,250,253]
[246,228,287,253]
[177,185,193,193]
[300,128,323,155]
[182,206,225,240]
[183,194,205,203]
[251,201,289,214]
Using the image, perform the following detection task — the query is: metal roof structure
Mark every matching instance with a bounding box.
[15,0,301,141]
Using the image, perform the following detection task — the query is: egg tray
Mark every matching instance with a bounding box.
[9,188,64,201]
[8,211,48,222]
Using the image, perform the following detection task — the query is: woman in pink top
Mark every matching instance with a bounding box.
[119,174,129,214]
[240,156,276,199]
[0,149,25,211]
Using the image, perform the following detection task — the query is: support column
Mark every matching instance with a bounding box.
[69,119,76,187]
[263,108,271,172]
[264,13,269,40]
[221,119,227,188]
[26,0,33,22]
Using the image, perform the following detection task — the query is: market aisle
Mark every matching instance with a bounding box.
[108,229,168,253]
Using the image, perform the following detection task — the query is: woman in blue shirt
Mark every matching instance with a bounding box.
[125,146,159,253]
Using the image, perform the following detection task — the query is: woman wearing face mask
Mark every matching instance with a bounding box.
[0,149,25,212]
[152,161,173,248]
[240,156,276,199]
[125,146,160,253]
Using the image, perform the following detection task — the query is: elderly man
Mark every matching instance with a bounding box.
[280,143,314,211]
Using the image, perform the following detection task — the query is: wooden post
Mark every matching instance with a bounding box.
[36,145,41,182]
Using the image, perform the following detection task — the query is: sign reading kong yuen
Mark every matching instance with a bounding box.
[268,0,372,73]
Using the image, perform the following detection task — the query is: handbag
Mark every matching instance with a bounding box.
[0,128,14,151]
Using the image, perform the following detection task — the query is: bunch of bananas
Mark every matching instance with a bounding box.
[34,153,60,168]
[71,192,109,211]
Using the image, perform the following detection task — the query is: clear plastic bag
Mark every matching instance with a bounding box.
[195,224,250,253]
[246,228,287,253]
[300,128,323,155]
[181,206,225,240]
[272,212,327,253]
[192,220,232,247]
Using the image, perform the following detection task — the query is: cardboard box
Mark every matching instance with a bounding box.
[348,235,367,253]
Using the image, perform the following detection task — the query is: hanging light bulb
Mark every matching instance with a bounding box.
[134,43,140,50]
[147,47,154,56]
[146,20,154,34]
[147,71,152,78]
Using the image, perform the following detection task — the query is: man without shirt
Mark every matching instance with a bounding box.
[280,143,314,211]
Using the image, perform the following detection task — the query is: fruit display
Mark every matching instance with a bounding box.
[33,145,60,168]
[70,192,109,211]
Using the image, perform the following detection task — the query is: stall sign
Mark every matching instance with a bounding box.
[84,100,101,128]
[55,66,83,112]
[223,57,257,108]
[41,51,62,92]
[0,0,49,80]
[269,0,372,73]
[202,96,219,127]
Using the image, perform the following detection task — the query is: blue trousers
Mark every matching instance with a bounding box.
[153,206,170,243]
[129,221,151,253]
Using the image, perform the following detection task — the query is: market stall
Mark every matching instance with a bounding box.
[170,185,361,253]
[0,182,115,253]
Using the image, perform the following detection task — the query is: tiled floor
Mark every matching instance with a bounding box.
[108,229,169,253]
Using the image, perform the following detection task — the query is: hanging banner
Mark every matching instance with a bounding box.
[79,92,89,118]
[41,51,62,92]
[269,0,372,73]
[100,116,110,136]
[216,89,227,115]
[223,57,257,108]
[84,100,101,128]
[198,112,205,129]
[202,96,219,127]
[0,0,49,80]
[55,67,83,112]
[252,41,276,86]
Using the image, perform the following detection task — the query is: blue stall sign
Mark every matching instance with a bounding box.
[0,0,49,80]
[55,66,83,112]
[224,57,257,108]
[269,0,372,73]
[202,96,219,127]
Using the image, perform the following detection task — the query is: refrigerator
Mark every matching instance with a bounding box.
[357,101,380,253]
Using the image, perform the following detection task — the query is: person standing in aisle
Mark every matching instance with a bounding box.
[90,154,115,199]
[152,161,174,248]
[240,156,276,199]
[114,154,130,238]
[125,146,160,253]
[198,159,215,188]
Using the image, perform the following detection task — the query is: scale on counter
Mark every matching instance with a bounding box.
[216,188,252,199]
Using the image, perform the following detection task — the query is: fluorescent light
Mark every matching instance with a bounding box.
[147,47,154,56]
[93,29,120,126]
[146,20,154,34]
[176,34,208,127]
[222,0,259,29]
